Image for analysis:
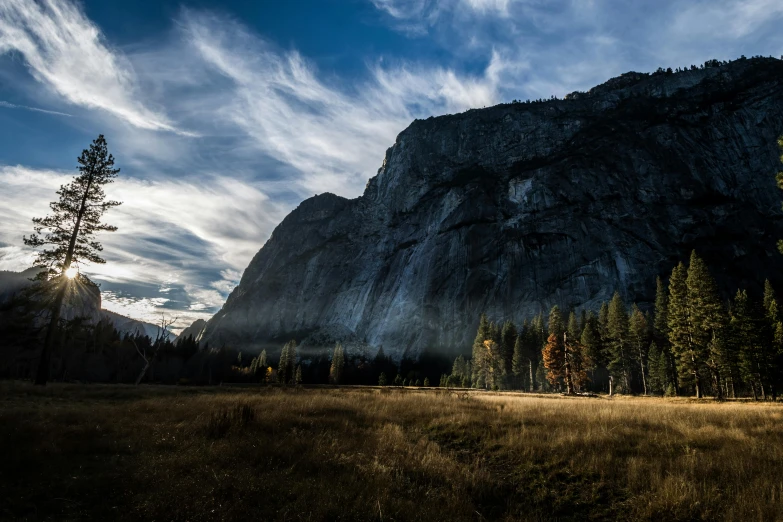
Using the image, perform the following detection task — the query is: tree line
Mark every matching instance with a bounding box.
[442,251,783,399]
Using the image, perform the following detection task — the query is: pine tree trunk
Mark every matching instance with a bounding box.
[35,279,67,385]
[638,346,647,395]
[714,372,723,400]
[135,359,150,386]
[563,333,574,395]
[609,375,614,396]
[528,360,534,392]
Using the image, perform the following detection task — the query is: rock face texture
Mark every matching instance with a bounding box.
[202,58,783,358]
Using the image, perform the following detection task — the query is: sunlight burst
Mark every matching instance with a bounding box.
[65,266,78,279]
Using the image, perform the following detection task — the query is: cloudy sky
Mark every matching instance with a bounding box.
[1,0,782,332]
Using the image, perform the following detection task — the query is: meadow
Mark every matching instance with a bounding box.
[1,383,782,521]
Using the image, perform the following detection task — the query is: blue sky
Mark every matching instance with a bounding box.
[1,0,782,331]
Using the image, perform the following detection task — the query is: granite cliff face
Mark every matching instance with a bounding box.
[202,57,783,358]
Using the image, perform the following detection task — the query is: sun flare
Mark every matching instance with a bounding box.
[65,266,78,279]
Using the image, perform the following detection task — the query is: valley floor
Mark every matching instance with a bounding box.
[1,383,782,521]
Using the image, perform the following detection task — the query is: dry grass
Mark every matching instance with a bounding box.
[1,383,782,521]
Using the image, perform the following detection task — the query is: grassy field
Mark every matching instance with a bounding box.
[1,383,782,521]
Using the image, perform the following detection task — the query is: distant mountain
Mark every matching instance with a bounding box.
[100,310,176,341]
[0,268,175,341]
[201,57,783,359]
[177,319,207,343]
[0,268,41,305]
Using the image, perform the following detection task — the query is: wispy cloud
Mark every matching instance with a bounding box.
[3,0,783,333]
[370,0,783,99]
[0,99,71,117]
[0,0,187,134]
[182,10,508,197]
[0,165,287,331]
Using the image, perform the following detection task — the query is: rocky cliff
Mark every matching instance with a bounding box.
[202,57,783,359]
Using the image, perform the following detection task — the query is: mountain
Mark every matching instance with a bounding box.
[177,319,207,343]
[0,268,174,341]
[0,268,42,305]
[201,57,783,359]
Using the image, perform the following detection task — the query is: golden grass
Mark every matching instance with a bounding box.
[1,383,781,521]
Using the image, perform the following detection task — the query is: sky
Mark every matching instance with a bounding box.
[1,0,782,332]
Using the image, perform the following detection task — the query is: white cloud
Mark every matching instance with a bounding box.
[0,99,72,117]
[0,0,187,134]
[4,0,783,334]
[182,10,507,197]
[671,0,783,40]
[0,165,288,332]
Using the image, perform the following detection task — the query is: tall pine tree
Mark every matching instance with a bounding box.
[471,314,491,388]
[24,135,122,385]
[686,251,725,398]
[629,304,650,395]
[607,292,632,394]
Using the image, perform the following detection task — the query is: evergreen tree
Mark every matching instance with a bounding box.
[647,342,664,394]
[471,314,491,388]
[423,377,430,387]
[763,280,783,400]
[500,320,518,380]
[329,343,345,384]
[549,306,565,340]
[686,251,726,398]
[295,365,303,385]
[394,374,403,386]
[598,302,610,347]
[668,261,701,396]
[451,355,468,382]
[653,276,678,395]
[278,340,297,385]
[629,304,650,395]
[258,349,268,369]
[580,313,601,373]
[526,313,546,391]
[378,372,387,386]
[567,311,581,340]
[654,277,669,341]
[732,290,774,399]
[607,292,632,394]
[511,334,525,389]
[23,135,122,385]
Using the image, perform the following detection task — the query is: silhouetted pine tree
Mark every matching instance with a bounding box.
[23,134,122,385]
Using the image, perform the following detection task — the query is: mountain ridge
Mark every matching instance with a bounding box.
[201,56,783,359]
